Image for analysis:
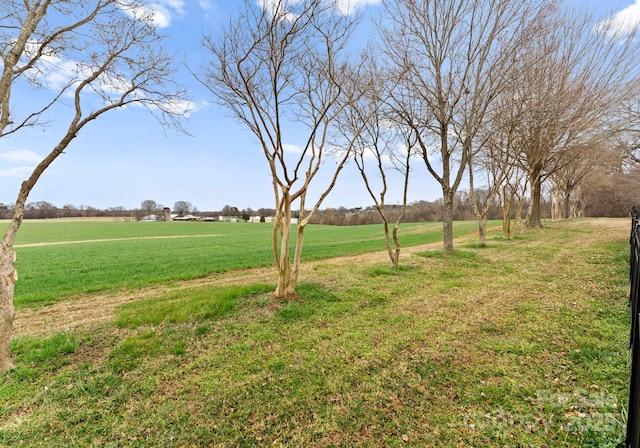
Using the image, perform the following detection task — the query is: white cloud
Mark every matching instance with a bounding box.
[23,37,194,119]
[283,143,303,153]
[122,0,186,28]
[258,0,380,17]
[0,150,42,164]
[595,0,640,36]
[335,0,381,16]
[0,151,41,178]
[199,0,212,10]
[0,167,36,178]
[153,98,199,118]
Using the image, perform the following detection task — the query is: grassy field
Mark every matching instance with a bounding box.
[8,220,482,307]
[0,218,633,446]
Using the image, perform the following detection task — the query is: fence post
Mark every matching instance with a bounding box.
[627,207,640,447]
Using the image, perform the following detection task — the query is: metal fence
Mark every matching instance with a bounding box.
[627,207,640,447]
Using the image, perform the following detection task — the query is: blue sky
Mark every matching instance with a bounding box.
[0,0,637,213]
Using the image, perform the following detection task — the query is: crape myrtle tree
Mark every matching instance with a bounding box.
[201,0,365,298]
[478,90,531,238]
[467,102,518,243]
[339,53,414,269]
[380,0,541,252]
[0,0,188,371]
[470,69,536,240]
[549,143,602,219]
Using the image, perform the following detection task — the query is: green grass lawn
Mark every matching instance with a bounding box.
[0,218,633,446]
[9,220,483,307]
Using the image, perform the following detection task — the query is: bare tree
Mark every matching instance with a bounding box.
[173,201,193,216]
[200,0,363,297]
[470,71,536,240]
[509,5,640,228]
[612,79,640,171]
[498,171,528,238]
[140,199,161,218]
[381,0,541,252]
[468,120,515,243]
[341,55,414,268]
[0,0,188,371]
[220,205,239,218]
[549,143,602,219]
[580,144,640,216]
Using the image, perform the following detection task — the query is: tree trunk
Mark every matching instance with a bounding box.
[527,165,543,228]
[515,196,526,237]
[477,214,488,244]
[275,194,292,298]
[288,223,305,296]
[0,187,26,371]
[0,244,16,371]
[442,192,454,253]
[390,222,401,269]
[551,188,560,221]
[563,189,572,220]
[502,209,511,238]
[501,189,512,238]
[381,216,399,269]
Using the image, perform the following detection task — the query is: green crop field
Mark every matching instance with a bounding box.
[4,220,484,307]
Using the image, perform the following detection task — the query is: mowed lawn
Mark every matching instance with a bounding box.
[7,220,482,307]
[0,218,633,447]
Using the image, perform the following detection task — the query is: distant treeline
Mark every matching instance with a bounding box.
[1,188,635,224]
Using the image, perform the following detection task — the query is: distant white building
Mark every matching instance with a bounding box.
[249,216,279,223]
[173,214,200,221]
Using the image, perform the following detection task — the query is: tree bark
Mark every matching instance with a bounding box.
[502,205,511,238]
[527,164,543,228]
[563,189,572,220]
[390,221,401,269]
[442,192,454,253]
[501,185,512,238]
[288,223,306,296]
[275,192,292,298]
[477,215,488,244]
[0,179,29,370]
[0,244,16,371]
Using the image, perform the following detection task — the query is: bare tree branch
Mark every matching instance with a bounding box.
[0,0,189,371]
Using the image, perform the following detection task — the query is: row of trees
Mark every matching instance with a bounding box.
[1,0,639,369]
[202,0,640,292]
[0,201,194,220]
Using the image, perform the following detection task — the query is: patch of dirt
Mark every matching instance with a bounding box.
[12,266,278,338]
[14,234,222,248]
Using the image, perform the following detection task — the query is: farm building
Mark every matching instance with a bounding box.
[173,214,200,221]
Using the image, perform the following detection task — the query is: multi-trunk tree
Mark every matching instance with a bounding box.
[0,0,188,371]
[337,53,414,269]
[200,0,364,297]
